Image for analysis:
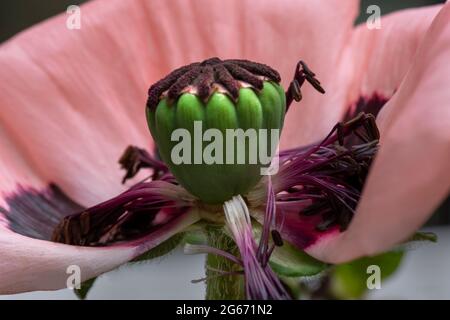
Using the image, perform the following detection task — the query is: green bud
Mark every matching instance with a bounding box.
[146,58,286,204]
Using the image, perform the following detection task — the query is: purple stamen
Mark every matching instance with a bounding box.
[274,113,379,231]
[52,180,194,246]
[257,177,278,265]
[224,196,291,300]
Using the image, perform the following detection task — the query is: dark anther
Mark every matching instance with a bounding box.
[147,57,281,109]
[299,61,315,77]
[271,230,284,247]
[119,146,168,184]
[364,115,380,140]
[334,112,381,149]
[286,60,325,110]
[321,112,379,148]
[298,61,325,94]
[290,80,302,102]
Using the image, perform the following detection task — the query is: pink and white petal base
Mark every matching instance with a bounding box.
[306,3,450,264]
[0,208,199,294]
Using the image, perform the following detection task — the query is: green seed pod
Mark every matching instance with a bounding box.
[147,58,286,204]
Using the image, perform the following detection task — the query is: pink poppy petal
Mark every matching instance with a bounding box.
[267,0,359,149]
[344,4,442,111]
[306,3,450,263]
[0,0,157,206]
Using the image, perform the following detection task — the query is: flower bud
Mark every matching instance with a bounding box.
[147,58,286,204]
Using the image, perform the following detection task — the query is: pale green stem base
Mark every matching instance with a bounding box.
[205,227,245,300]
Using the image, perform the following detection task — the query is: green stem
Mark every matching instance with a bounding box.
[205,226,245,300]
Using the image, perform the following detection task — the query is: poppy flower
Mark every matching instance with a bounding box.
[0,0,449,299]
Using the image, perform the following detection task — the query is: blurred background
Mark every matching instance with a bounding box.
[0,0,448,299]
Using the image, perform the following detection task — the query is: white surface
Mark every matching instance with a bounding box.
[368,226,450,300]
[1,227,449,300]
[0,248,206,300]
